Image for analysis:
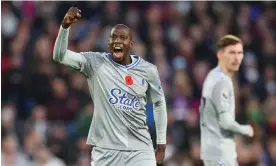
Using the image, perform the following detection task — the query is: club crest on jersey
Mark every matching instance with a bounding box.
[141,78,145,85]
[109,88,140,111]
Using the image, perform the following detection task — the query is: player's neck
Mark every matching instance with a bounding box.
[120,55,132,65]
[218,63,234,78]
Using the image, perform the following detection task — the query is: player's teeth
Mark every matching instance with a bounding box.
[115,47,121,49]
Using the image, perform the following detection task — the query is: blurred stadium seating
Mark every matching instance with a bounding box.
[1,1,276,166]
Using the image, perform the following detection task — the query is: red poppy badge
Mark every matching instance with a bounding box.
[125,75,133,86]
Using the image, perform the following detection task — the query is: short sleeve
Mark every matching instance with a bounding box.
[146,66,165,104]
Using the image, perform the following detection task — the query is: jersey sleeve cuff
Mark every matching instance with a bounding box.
[153,99,167,145]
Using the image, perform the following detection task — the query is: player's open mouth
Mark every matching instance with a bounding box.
[113,47,123,59]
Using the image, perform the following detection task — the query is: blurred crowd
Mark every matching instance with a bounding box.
[1,1,276,166]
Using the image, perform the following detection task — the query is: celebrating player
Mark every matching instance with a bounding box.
[53,7,167,166]
[199,35,254,166]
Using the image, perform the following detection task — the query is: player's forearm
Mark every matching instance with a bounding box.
[53,26,70,62]
[219,112,251,136]
[53,26,86,68]
[153,98,167,144]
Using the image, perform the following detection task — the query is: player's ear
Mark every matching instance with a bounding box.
[108,38,111,46]
[217,50,223,60]
[130,40,134,48]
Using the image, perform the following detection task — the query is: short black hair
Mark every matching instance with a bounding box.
[111,24,132,40]
[217,35,243,50]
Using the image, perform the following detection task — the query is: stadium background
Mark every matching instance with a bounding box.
[1,1,276,166]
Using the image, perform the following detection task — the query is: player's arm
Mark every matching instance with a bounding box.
[53,7,92,77]
[147,66,167,164]
[212,80,253,137]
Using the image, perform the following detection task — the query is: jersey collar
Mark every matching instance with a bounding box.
[215,66,232,80]
[107,53,141,70]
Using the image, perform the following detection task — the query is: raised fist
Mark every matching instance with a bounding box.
[62,7,81,29]
[246,125,254,137]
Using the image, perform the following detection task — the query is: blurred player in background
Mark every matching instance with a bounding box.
[199,35,254,166]
[53,7,167,166]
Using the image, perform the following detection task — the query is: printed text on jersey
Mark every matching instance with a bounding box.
[109,88,141,111]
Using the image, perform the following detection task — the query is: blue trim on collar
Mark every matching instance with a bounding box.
[107,53,141,70]
[215,66,231,80]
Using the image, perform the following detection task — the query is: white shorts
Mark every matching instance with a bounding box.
[203,159,239,166]
[91,146,156,166]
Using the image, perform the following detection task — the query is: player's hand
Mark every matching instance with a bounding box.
[245,125,254,137]
[62,7,81,29]
[155,144,166,165]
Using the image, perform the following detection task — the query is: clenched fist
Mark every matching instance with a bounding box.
[245,124,254,137]
[62,7,81,29]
